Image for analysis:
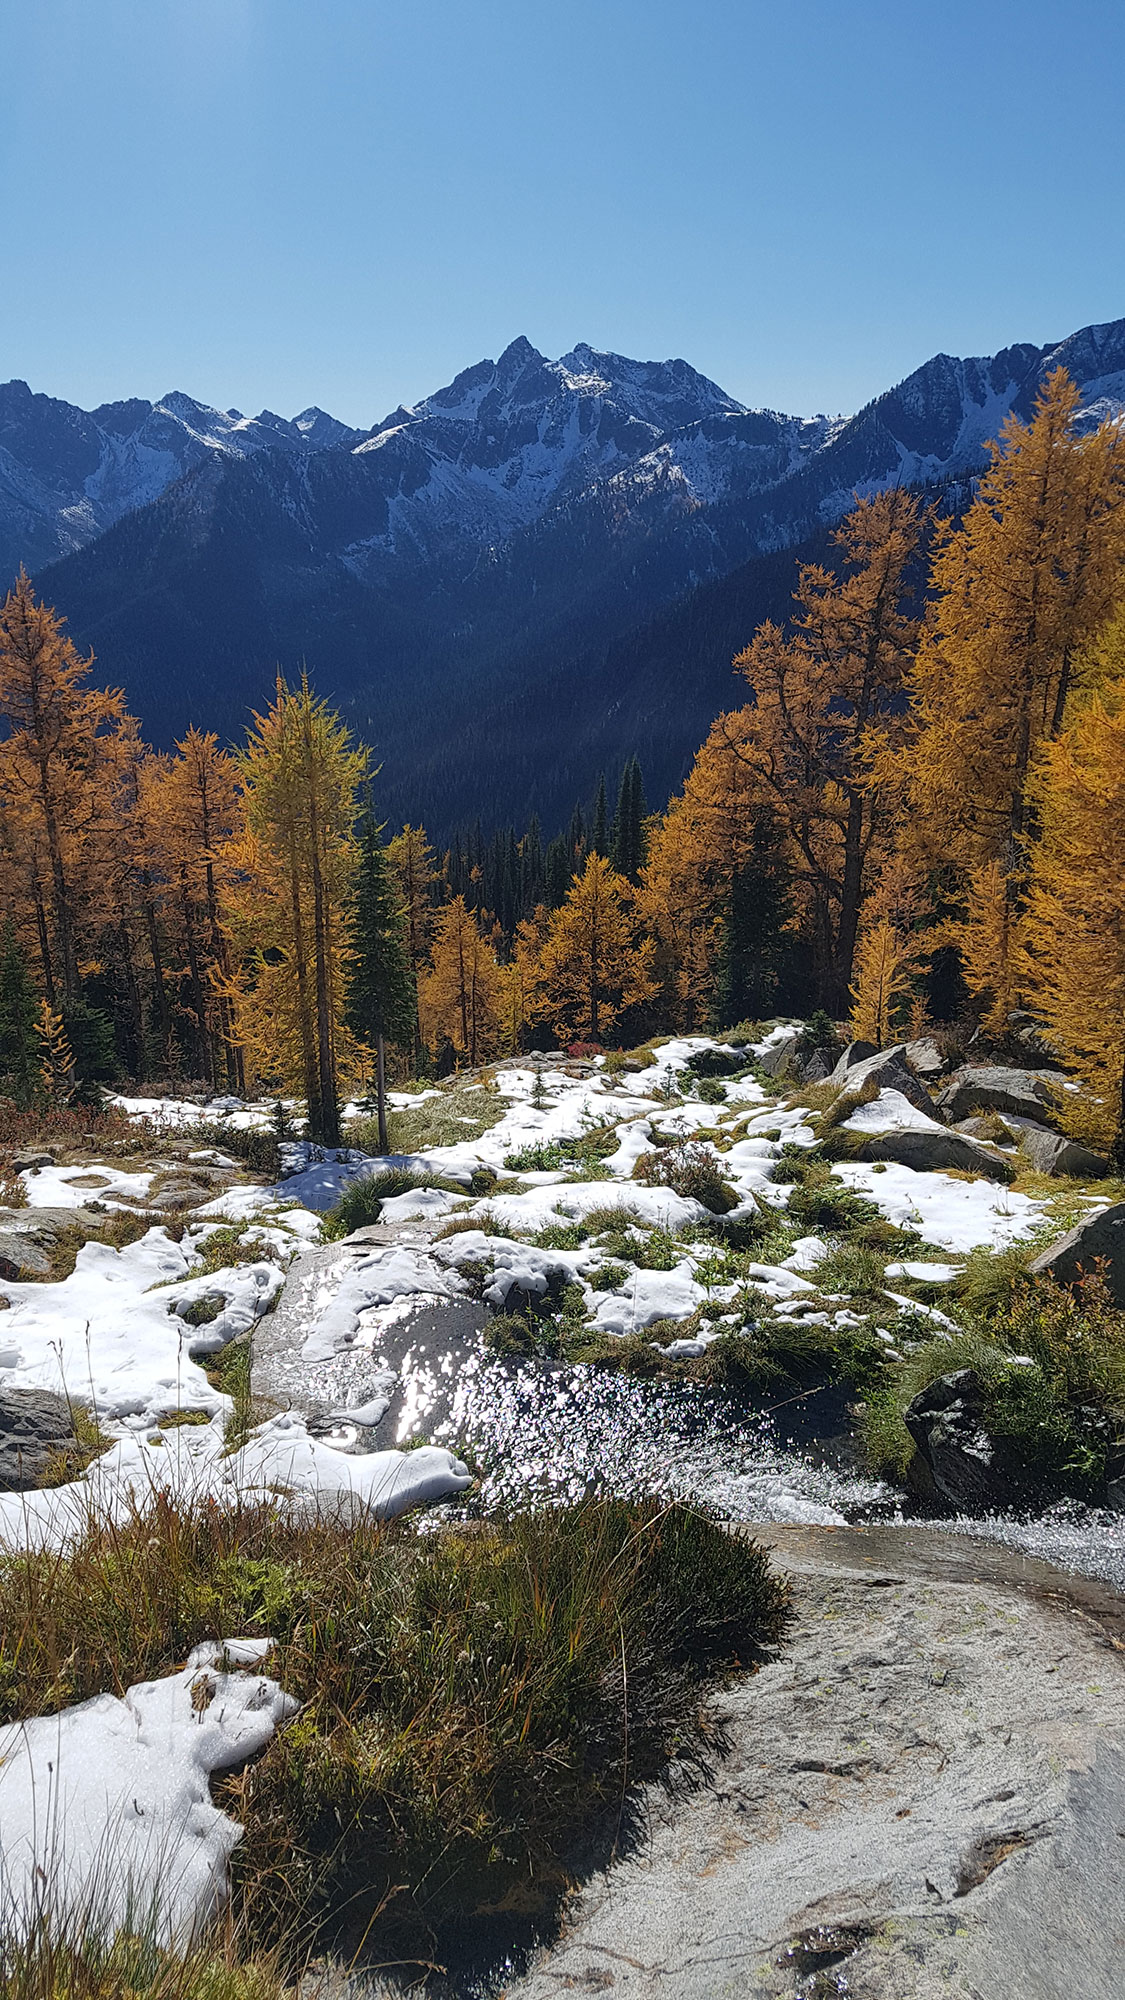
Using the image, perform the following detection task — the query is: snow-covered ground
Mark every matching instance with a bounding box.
[0,1640,298,1945]
[0,1027,1110,1947]
[6,1032,1067,1550]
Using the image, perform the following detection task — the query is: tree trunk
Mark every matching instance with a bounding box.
[144,900,173,1076]
[302,716,340,1148]
[376,1032,388,1153]
[33,886,54,1008]
[179,876,212,1082]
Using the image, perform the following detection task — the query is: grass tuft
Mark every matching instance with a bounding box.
[0,1499,789,1973]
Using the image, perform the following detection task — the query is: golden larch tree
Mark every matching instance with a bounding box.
[1022,677,1125,1161]
[419,895,505,1065]
[533,852,657,1044]
[221,679,366,1142]
[902,368,1125,1015]
[0,575,134,1004]
[729,488,926,1009]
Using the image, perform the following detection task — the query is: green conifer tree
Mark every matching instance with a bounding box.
[712,821,794,1026]
[0,922,42,1108]
[591,774,608,856]
[346,812,415,1152]
[611,758,648,881]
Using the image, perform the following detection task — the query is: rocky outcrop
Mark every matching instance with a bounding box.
[498,1526,1125,2000]
[826,1045,936,1115]
[903,1368,1021,1510]
[936,1065,1068,1124]
[0,1206,107,1281]
[1015,1126,1110,1179]
[1027,1202,1125,1306]
[0,1387,77,1489]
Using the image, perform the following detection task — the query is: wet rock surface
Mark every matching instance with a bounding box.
[903,1368,1020,1511]
[490,1526,1125,2000]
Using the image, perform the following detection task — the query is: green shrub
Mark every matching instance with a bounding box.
[194,1124,282,1181]
[483,1311,540,1357]
[504,1139,573,1172]
[784,1161,891,1236]
[696,1076,728,1105]
[862,1278,1125,1498]
[321,1169,461,1240]
[633,1139,738,1214]
[810,1240,889,1301]
[587,1261,630,1292]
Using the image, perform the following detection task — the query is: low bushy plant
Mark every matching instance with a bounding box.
[0,1499,790,1973]
[633,1139,738,1214]
[193,1124,282,1182]
[321,1169,460,1240]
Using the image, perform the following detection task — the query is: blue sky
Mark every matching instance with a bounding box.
[4,0,1124,426]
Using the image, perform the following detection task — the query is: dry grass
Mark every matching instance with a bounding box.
[0,1923,293,2000]
[0,1497,789,1974]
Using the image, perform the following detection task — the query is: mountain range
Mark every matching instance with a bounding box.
[5,317,1125,833]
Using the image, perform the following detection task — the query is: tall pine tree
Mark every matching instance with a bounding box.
[0,921,42,1108]
[346,813,415,1151]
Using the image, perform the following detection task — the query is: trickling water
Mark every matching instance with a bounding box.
[420,1337,1125,1593]
[425,1346,891,1524]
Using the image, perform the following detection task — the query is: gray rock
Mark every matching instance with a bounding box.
[828,1039,878,1074]
[826,1044,936,1115]
[0,1387,77,1489]
[954,1113,1014,1142]
[795,1046,835,1082]
[903,1369,1020,1511]
[11,1151,54,1172]
[851,1125,1014,1181]
[903,1035,946,1077]
[1027,1201,1125,1306]
[498,1526,1125,2000]
[0,1206,106,1281]
[758,1031,800,1078]
[147,1178,214,1212]
[1015,1126,1110,1180]
[936,1064,1069,1124]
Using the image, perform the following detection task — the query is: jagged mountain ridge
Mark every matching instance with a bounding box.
[11,316,1125,833]
[0,377,365,577]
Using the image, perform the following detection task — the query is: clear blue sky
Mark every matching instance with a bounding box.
[4,0,1124,427]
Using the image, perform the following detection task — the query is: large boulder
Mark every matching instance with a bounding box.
[936,1065,1069,1124]
[757,1031,800,1079]
[825,1044,937,1116]
[852,1125,1014,1181]
[1027,1203,1125,1306]
[904,1369,1022,1511]
[1016,1127,1110,1180]
[0,1388,77,1490]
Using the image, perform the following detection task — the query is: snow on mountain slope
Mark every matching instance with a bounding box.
[340,336,754,565]
[0,379,366,576]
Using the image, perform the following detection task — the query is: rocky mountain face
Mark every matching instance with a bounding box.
[0,380,363,577]
[7,318,1125,832]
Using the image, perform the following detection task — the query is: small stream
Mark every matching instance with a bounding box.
[338,1307,1125,1595]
